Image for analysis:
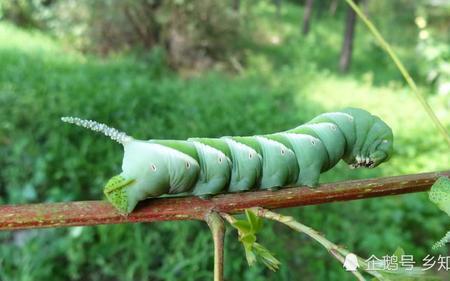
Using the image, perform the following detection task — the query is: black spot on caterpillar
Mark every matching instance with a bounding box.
[61,108,393,213]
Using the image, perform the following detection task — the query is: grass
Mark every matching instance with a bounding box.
[0,1,449,280]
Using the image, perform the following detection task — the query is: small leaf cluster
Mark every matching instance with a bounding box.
[230,209,281,271]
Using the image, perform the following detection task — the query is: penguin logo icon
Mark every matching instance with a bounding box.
[343,253,359,271]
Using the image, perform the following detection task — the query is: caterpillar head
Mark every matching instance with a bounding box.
[102,140,173,214]
[103,140,199,214]
[61,116,198,214]
[367,130,394,168]
[342,108,394,169]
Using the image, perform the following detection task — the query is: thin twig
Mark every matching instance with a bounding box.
[329,248,366,281]
[251,207,388,280]
[221,213,236,225]
[345,0,450,147]
[206,211,225,281]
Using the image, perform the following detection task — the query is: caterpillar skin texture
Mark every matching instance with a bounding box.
[62,108,393,213]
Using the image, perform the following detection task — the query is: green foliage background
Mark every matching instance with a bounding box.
[0,1,449,280]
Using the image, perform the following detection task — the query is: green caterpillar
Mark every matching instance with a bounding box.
[62,108,393,213]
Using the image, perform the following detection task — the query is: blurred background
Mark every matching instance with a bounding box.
[0,0,449,280]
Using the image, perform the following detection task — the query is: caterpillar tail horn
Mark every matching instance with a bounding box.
[61,116,132,145]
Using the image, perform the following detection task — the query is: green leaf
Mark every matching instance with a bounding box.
[428,177,450,216]
[428,177,450,251]
[228,209,279,271]
[244,247,257,266]
[245,209,263,233]
[240,233,256,245]
[253,243,281,271]
[432,230,450,250]
[231,220,252,233]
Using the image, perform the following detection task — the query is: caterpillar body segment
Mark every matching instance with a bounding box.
[190,141,231,197]
[188,137,232,158]
[62,108,394,213]
[280,133,327,187]
[149,139,199,159]
[222,137,262,192]
[287,123,346,171]
[251,136,298,190]
[118,141,200,212]
[308,112,356,163]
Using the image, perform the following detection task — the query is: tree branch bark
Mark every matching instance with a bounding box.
[302,0,314,35]
[339,0,359,72]
[0,171,448,230]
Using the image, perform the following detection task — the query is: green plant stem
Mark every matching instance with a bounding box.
[250,207,386,280]
[345,0,450,147]
[329,248,367,281]
[206,211,225,281]
[221,212,236,225]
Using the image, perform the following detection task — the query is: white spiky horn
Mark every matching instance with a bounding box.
[61,116,132,145]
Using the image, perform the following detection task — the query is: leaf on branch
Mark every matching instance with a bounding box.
[432,230,450,250]
[232,220,252,233]
[244,244,257,266]
[246,209,263,232]
[253,243,281,271]
[240,233,256,245]
[229,209,280,271]
[428,176,450,250]
[428,176,450,216]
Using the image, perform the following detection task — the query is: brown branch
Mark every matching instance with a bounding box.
[0,171,448,231]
